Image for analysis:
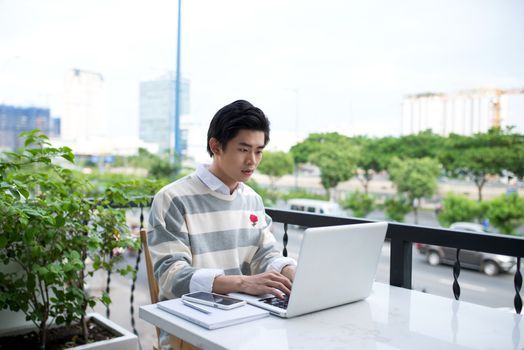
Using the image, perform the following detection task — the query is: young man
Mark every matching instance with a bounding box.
[148,99,296,306]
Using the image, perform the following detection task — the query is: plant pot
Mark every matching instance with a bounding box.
[71,313,138,350]
[0,313,138,350]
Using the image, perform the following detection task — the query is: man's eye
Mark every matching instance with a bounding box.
[239,148,248,152]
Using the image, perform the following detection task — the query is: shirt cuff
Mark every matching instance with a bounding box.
[266,257,297,273]
[189,268,224,293]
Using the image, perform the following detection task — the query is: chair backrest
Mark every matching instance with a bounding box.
[140,228,203,350]
[140,228,162,349]
[140,228,159,304]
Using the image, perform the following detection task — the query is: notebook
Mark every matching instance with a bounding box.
[156,298,269,330]
[230,222,388,318]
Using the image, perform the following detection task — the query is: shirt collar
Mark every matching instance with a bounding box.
[196,164,244,195]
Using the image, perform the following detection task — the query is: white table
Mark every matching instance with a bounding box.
[139,282,523,350]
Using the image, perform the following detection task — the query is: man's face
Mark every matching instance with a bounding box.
[210,129,265,190]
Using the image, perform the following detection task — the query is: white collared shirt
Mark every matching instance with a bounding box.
[195,164,244,195]
[189,163,296,293]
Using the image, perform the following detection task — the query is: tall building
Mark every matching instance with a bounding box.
[0,104,50,150]
[139,72,190,155]
[62,69,106,142]
[50,117,61,138]
[401,88,524,136]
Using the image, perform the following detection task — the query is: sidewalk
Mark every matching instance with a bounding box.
[87,250,157,350]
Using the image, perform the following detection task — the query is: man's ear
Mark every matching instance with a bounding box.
[209,137,222,156]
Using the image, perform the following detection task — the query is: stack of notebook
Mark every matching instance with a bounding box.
[156,298,269,330]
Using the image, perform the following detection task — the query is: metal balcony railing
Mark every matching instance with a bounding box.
[106,202,523,339]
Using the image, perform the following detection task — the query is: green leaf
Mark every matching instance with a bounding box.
[0,236,7,249]
[18,188,30,199]
[100,292,111,306]
[54,215,65,227]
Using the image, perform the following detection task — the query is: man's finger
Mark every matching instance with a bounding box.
[266,281,290,295]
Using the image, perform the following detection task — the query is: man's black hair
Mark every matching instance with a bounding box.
[207,100,270,157]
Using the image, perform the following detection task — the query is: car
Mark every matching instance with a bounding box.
[416,222,517,276]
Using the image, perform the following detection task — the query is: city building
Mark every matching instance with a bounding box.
[50,117,61,138]
[62,68,106,142]
[401,88,524,136]
[139,72,190,155]
[0,104,50,150]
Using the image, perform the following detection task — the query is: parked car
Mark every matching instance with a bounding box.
[416,222,517,276]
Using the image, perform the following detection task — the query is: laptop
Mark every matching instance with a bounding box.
[230,222,388,318]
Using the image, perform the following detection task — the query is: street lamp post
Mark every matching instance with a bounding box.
[174,0,182,164]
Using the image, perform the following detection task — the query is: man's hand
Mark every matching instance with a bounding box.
[239,271,292,299]
[281,265,296,282]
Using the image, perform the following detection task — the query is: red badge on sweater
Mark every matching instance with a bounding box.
[249,214,258,227]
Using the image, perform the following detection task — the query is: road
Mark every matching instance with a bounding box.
[271,224,519,311]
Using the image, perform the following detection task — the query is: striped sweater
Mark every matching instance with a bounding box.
[148,173,284,300]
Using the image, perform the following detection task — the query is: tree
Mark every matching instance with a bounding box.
[504,134,524,181]
[396,130,446,160]
[485,193,524,235]
[439,128,515,201]
[341,191,375,218]
[291,133,358,200]
[290,132,350,164]
[125,148,181,180]
[437,193,481,227]
[350,136,393,193]
[148,157,181,179]
[309,142,358,200]
[257,151,294,191]
[388,157,441,224]
[383,196,412,222]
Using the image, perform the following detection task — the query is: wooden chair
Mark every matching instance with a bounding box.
[140,229,200,350]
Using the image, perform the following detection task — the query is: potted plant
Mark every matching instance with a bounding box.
[0,131,141,349]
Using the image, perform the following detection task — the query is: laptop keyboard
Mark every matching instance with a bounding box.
[259,295,290,309]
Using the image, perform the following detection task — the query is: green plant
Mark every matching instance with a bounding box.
[257,151,294,191]
[484,193,524,235]
[341,191,375,218]
[437,193,481,227]
[388,157,441,224]
[0,131,143,349]
[383,196,412,222]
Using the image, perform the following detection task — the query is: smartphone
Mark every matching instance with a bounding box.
[181,292,246,310]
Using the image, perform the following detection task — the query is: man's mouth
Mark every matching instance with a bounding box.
[241,169,254,176]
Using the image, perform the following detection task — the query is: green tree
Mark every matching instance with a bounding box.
[485,193,524,235]
[439,128,515,201]
[388,157,441,224]
[148,157,181,179]
[505,134,524,181]
[291,133,358,200]
[437,193,481,227]
[124,148,181,180]
[309,142,358,200]
[350,136,392,193]
[396,130,446,159]
[341,191,375,218]
[383,196,412,222]
[257,151,294,191]
[290,132,350,164]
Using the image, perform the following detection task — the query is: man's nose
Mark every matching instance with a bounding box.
[246,152,256,164]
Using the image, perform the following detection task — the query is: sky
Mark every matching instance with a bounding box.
[1,0,524,154]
